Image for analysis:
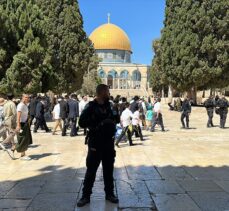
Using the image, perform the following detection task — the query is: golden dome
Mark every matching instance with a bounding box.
[89,23,132,52]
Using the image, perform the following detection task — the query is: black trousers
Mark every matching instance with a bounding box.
[207,109,214,127]
[219,110,227,128]
[116,126,133,145]
[29,115,35,128]
[69,117,78,136]
[132,125,143,140]
[151,113,164,131]
[181,112,189,128]
[34,116,49,132]
[61,118,69,136]
[82,146,115,198]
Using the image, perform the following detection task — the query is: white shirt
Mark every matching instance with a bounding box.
[53,103,60,120]
[154,102,161,113]
[132,110,140,126]
[121,108,133,127]
[79,100,88,116]
[17,102,28,123]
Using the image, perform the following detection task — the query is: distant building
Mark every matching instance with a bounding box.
[89,17,151,97]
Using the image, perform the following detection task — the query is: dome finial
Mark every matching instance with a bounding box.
[107,13,111,24]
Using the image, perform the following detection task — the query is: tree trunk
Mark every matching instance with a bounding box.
[187,87,197,105]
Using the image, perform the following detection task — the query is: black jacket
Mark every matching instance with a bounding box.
[182,100,191,113]
[59,100,69,119]
[79,99,120,149]
[130,101,139,113]
[29,98,38,116]
[68,99,79,119]
[35,102,45,118]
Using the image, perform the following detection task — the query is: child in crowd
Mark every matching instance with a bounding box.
[146,106,154,131]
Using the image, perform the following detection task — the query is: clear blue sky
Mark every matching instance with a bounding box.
[78,0,166,65]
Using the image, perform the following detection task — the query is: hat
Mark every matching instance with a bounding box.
[0,98,5,106]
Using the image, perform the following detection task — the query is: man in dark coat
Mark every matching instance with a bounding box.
[68,94,79,136]
[181,96,192,129]
[204,95,215,127]
[77,84,120,207]
[216,95,229,129]
[28,94,38,128]
[130,96,139,113]
[34,97,50,133]
[59,95,69,136]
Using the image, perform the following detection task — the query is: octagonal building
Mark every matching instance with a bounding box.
[89,18,150,97]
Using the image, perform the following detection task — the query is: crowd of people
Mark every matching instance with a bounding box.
[167,95,229,129]
[0,87,228,162]
[0,84,228,207]
[0,93,32,160]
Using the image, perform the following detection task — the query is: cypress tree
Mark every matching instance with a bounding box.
[37,0,97,94]
[159,0,229,98]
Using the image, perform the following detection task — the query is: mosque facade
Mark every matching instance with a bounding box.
[89,18,151,97]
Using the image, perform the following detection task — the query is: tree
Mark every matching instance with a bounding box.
[159,0,229,99]
[0,0,48,94]
[0,0,97,95]
[150,39,167,93]
[37,0,96,94]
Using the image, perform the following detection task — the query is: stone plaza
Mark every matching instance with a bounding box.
[0,103,229,211]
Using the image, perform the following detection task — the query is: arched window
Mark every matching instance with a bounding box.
[132,70,141,89]
[120,70,129,79]
[108,69,118,78]
[120,70,130,89]
[132,70,141,81]
[98,69,106,78]
[107,69,118,89]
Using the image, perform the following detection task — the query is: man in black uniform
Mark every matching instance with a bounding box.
[216,95,229,129]
[181,96,191,129]
[77,84,119,207]
[204,95,215,127]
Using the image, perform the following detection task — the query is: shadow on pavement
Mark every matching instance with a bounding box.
[1,163,229,210]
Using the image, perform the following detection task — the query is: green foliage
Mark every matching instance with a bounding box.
[150,39,167,92]
[158,0,229,93]
[36,0,96,94]
[0,0,96,95]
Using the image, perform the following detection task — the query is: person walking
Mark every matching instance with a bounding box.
[181,96,192,129]
[0,98,5,127]
[3,93,17,145]
[60,95,69,136]
[79,96,89,135]
[146,105,154,131]
[52,98,62,135]
[15,94,33,160]
[151,98,165,132]
[132,106,144,141]
[68,94,79,137]
[216,95,229,129]
[116,102,134,147]
[77,84,119,207]
[28,94,38,128]
[204,95,215,127]
[34,97,50,133]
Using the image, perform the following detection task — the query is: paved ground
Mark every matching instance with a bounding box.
[0,104,229,211]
